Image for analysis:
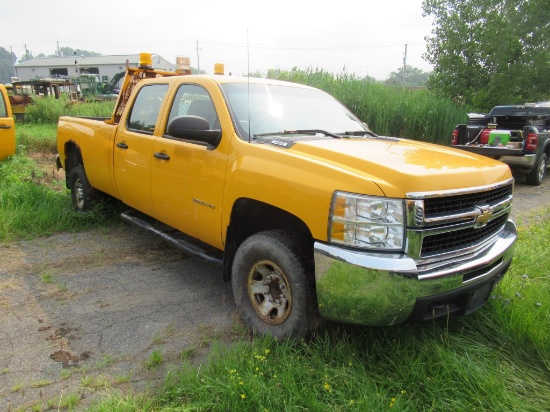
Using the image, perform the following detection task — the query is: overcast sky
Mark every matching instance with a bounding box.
[2,0,434,80]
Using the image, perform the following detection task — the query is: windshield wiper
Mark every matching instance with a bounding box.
[342,130,378,137]
[253,129,342,139]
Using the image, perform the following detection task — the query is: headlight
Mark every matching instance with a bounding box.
[329,192,405,251]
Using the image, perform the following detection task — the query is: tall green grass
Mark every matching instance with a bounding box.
[0,154,121,241]
[87,210,550,412]
[24,96,115,124]
[265,68,468,144]
[16,123,58,153]
[0,98,116,241]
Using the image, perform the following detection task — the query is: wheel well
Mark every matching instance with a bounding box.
[223,198,314,281]
[63,141,83,188]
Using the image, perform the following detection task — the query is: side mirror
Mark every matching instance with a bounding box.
[166,115,222,150]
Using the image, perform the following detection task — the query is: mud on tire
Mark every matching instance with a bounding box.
[231,230,319,339]
[69,165,99,212]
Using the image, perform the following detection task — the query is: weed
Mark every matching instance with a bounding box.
[81,375,93,387]
[180,347,196,361]
[151,331,166,345]
[96,354,116,368]
[145,351,163,371]
[11,382,23,392]
[30,402,42,412]
[64,364,87,381]
[29,380,53,388]
[40,272,54,284]
[86,375,110,389]
[52,392,81,410]
[114,372,132,384]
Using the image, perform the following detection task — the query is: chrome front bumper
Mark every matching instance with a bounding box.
[314,220,517,326]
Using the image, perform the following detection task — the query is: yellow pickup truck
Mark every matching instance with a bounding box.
[0,84,16,161]
[57,54,517,339]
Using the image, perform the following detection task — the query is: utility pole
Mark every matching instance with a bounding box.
[10,46,16,77]
[57,41,60,57]
[402,43,408,86]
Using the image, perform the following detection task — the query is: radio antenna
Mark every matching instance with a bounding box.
[247,28,251,143]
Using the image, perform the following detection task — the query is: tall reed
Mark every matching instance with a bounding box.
[265,68,468,145]
[24,96,115,124]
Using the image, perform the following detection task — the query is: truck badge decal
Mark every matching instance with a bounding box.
[193,198,215,209]
[268,139,295,149]
[474,205,493,228]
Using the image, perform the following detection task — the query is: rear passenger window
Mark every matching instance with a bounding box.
[127,84,169,134]
[0,92,7,117]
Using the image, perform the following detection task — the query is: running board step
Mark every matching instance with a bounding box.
[120,209,223,266]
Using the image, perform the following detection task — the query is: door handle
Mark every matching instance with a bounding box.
[0,124,11,129]
[116,142,128,149]
[154,152,170,160]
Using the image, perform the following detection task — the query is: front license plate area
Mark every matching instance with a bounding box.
[464,282,493,314]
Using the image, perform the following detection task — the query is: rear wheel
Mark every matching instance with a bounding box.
[231,230,319,339]
[69,165,98,212]
[526,153,547,186]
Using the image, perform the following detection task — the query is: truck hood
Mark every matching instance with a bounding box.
[290,137,512,197]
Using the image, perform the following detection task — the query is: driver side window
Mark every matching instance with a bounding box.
[166,84,219,133]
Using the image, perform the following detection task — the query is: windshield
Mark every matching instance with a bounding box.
[220,83,367,139]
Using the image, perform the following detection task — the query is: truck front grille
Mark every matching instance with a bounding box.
[421,214,508,255]
[406,180,514,260]
[423,184,512,216]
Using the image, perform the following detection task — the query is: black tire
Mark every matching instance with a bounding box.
[231,230,319,339]
[69,165,98,212]
[526,153,547,186]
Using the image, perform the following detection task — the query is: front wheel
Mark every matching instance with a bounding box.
[231,230,319,339]
[526,153,547,186]
[69,165,98,212]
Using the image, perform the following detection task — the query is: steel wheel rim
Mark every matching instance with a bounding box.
[538,159,546,182]
[75,179,85,209]
[247,259,291,325]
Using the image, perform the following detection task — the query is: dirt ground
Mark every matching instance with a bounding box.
[1,158,549,411]
[0,227,240,411]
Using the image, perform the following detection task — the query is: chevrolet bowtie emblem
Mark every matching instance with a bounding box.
[474,205,493,228]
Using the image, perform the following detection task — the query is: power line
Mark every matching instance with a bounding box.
[7,38,427,54]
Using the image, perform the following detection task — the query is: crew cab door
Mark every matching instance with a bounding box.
[113,83,169,216]
[0,85,16,161]
[150,83,227,249]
